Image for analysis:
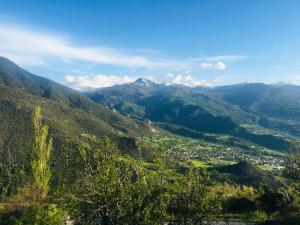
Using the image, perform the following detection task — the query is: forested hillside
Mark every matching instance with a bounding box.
[0,57,158,153]
[0,57,159,198]
[213,83,300,136]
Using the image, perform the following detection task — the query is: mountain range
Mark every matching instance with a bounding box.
[85,78,300,151]
[0,56,299,166]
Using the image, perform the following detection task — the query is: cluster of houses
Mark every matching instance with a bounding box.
[167,144,285,170]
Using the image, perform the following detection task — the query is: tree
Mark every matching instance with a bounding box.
[285,142,300,180]
[258,188,292,221]
[67,135,168,225]
[0,106,66,225]
[168,168,222,225]
[119,157,168,225]
[66,135,122,224]
[31,105,53,199]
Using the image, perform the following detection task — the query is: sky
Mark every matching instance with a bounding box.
[1,0,300,89]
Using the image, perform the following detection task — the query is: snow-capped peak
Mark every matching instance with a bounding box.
[134,78,157,86]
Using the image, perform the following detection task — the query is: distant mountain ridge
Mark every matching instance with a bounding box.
[85,77,299,151]
[212,83,300,135]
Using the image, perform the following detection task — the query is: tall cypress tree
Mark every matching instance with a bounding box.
[31,105,53,198]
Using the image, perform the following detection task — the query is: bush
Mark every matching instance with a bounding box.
[0,204,66,225]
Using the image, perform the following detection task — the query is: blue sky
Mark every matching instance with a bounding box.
[0,0,300,89]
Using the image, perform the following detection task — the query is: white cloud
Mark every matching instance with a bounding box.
[214,61,226,70]
[0,22,245,71]
[204,55,246,62]
[164,73,210,87]
[0,23,160,68]
[64,74,136,90]
[199,63,213,69]
[200,61,226,70]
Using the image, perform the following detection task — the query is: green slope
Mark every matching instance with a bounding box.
[0,57,159,165]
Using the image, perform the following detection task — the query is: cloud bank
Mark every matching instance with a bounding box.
[164,72,210,87]
[65,72,209,90]
[64,74,136,90]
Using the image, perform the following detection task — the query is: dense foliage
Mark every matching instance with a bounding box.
[1,106,300,224]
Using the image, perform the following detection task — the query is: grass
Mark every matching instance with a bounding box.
[191,160,210,168]
[191,159,236,168]
[212,159,236,165]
